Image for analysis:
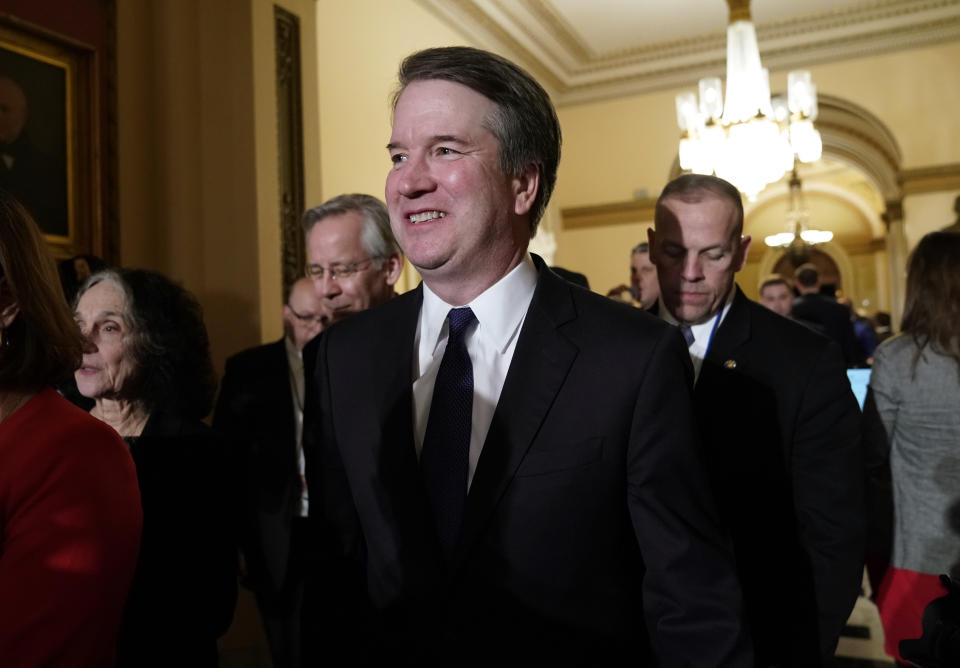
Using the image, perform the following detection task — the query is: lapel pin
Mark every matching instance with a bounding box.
[723,359,737,369]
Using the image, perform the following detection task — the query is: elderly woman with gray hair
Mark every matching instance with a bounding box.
[73,268,237,667]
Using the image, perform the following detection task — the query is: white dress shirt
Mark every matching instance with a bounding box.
[284,336,309,517]
[660,287,734,382]
[413,253,538,489]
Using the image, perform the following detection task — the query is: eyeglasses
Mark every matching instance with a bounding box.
[286,305,327,325]
[304,256,382,281]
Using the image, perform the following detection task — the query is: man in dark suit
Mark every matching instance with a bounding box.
[214,277,325,668]
[217,193,403,667]
[791,263,865,367]
[648,174,865,666]
[307,46,752,665]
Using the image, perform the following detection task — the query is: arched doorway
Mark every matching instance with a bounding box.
[772,248,841,294]
[669,93,904,321]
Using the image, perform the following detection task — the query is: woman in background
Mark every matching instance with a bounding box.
[865,231,960,666]
[0,190,142,667]
[74,268,237,667]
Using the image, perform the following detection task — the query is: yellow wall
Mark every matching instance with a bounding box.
[116,0,321,371]
[904,190,960,249]
[810,43,960,168]
[314,0,473,292]
[558,221,651,297]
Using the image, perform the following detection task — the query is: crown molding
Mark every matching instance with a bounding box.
[899,163,960,194]
[417,0,960,106]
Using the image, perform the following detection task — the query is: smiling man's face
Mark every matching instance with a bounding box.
[385,78,534,303]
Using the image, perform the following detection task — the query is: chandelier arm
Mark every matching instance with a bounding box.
[675,0,822,201]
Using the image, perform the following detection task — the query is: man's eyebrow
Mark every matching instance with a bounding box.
[388,134,469,151]
[661,240,727,253]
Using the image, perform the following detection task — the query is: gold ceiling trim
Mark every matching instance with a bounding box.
[430,0,565,91]
[520,0,592,62]
[899,163,960,194]
[561,198,657,230]
[560,163,959,232]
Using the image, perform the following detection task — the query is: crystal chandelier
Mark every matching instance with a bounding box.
[764,161,832,264]
[675,0,823,201]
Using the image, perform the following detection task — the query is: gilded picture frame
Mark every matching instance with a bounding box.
[0,16,98,259]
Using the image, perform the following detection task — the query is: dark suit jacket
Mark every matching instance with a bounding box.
[695,287,864,666]
[214,339,302,594]
[791,292,865,367]
[307,261,753,665]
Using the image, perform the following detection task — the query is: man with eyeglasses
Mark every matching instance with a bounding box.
[302,193,403,327]
[213,276,328,668]
[217,193,402,667]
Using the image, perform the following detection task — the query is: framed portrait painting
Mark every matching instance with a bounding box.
[0,16,98,258]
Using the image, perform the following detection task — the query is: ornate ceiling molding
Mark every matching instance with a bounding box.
[418,0,960,106]
[899,163,960,194]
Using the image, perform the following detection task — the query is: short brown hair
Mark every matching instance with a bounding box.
[656,173,744,236]
[794,263,819,288]
[759,273,791,294]
[0,190,85,391]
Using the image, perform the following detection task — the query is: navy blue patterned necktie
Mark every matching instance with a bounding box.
[680,325,695,347]
[421,307,477,559]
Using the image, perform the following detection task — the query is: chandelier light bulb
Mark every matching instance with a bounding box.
[765,232,796,247]
[801,229,834,244]
[788,71,817,119]
[676,92,699,131]
[699,77,724,120]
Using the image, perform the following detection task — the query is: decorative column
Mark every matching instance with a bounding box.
[882,200,907,330]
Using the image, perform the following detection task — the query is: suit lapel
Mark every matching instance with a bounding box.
[368,289,434,547]
[454,264,579,567]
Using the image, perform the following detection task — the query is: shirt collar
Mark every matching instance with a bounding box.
[284,335,302,362]
[421,253,538,355]
[660,284,737,342]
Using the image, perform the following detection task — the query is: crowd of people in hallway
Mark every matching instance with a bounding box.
[1,44,959,668]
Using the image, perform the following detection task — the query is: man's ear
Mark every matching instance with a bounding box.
[647,228,658,265]
[512,164,540,216]
[382,254,404,287]
[0,278,20,329]
[734,235,752,272]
